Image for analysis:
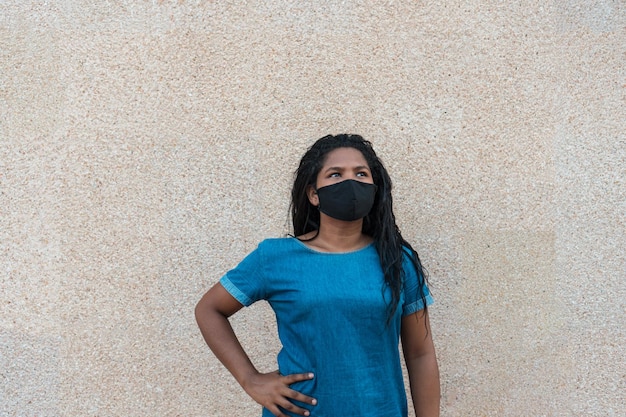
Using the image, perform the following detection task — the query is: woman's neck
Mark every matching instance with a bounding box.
[303,215,373,253]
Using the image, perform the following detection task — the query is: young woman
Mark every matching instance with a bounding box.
[195,134,440,417]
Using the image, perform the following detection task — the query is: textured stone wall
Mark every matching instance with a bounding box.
[1,1,624,416]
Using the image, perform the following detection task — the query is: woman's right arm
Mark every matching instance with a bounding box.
[195,283,317,417]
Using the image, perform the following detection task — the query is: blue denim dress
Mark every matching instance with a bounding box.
[220,237,433,417]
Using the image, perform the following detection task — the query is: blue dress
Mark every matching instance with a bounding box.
[220,237,433,417]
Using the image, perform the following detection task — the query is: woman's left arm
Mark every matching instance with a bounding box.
[401,309,440,417]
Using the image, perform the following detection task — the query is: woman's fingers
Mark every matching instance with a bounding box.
[284,387,317,406]
[267,393,313,417]
[281,372,315,383]
[243,371,316,416]
[280,372,317,406]
[271,398,311,417]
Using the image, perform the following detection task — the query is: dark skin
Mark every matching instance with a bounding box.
[196,147,440,416]
[195,285,317,416]
[401,309,440,417]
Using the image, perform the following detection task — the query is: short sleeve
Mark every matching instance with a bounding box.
[401,252,434,316]
[219,244,267,306]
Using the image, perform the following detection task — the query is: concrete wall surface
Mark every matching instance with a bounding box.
[1,1,624,416]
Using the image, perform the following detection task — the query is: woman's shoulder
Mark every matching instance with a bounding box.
[252,237,312,265]
[257,236,301,252]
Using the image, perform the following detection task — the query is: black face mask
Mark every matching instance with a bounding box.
[316,179,377,221]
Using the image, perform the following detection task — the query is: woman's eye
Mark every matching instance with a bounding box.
[329,173,340,178]
[357,172,368,177]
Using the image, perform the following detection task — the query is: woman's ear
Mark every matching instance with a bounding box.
[307,185,319,207]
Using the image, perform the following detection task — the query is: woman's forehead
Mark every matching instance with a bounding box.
[322,147,369,167]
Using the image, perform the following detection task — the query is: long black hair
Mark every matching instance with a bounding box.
[290,134,428,323]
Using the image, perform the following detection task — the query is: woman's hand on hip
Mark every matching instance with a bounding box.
[242,370,317,416]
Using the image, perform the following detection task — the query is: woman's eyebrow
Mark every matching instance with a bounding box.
[323,165,370,173]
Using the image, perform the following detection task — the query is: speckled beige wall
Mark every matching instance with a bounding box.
[1,1,624,416]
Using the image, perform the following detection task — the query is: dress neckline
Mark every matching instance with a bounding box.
[290,236,375,255]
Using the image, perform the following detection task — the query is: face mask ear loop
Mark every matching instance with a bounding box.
[313,185,320,210]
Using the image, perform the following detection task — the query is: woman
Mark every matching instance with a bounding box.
[195,134,440,417]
